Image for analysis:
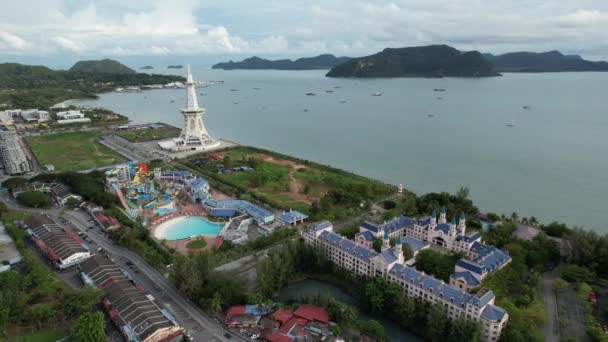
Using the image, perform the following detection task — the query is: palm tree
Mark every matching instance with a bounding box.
[510,212,519,223]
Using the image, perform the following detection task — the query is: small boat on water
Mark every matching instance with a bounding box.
[436,97,443,100]
[334,86,341,89]
[253,87,260,90]
[325,90,334,93]
[434,88,446,92]
[372,92,382,96]
[303,109,309,112]
[170,100,175,103]
[306,93,316,96]
[200,93,207,96]
[230,89,238,92]
[427,114,434,117]
[506,114,515,127]
[522,105,531,110]
[340,100,347,103]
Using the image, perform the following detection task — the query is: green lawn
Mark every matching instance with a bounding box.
[116,125,180,142]
[187,146,395,218]
[10,328,66,342]
[26,131,127,171]
[186,239,207,249]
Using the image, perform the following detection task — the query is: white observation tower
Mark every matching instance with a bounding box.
[158,65,220,152]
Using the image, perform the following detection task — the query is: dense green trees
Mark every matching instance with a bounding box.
[71,312,105,342]
[16,191,51,208]
[170,249,248,311]
[359,277,482,342]
[31,171,117,208]
[0,62,184,109]
[415,249,463,282]
[2,177,28,191]
[0,250,101,336]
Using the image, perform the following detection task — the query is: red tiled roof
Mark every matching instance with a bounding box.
[227,305,246,317]
[293,305,329,324]
[262,332,292,342]
[279,317,307,335]
[272,309,293,325]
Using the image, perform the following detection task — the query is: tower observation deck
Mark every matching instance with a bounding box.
[158,65,220,152]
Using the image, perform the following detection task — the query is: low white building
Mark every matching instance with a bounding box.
[56,110,85,120]
[21,109,50,123]
[57,118,92,125]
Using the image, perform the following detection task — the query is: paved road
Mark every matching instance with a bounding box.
[62,210,241,342]
[0,192,241,342]
[541,271,560,342]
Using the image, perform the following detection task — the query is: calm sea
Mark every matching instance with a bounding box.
[74,69,608,232]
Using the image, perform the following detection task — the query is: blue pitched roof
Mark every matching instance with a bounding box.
[435,223,451,234]
[213,199,274,221]
[380,249,398,264]
[441,206,446,213]
[360,221,379,232]
[481,304,507,322]
[456,259,484,275]
[355,230,375,242]
[278,210,308,224]
[383,230,389,240]
[402,236,429,252]
[389,264,481,306]
[451,271,480,286]
[210,209,237,217]
[307,221,333,232]
[319,231,377,261]
[190,177,208,188]
[456,231,482,243]
[460,212,465,220]
[431,210,436,218]
[470,242,511,273]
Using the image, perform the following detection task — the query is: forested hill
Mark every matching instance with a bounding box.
[212,54,352,70]
[0,62,184,109]
[483,50,608,72]
[326,45,499,78]
[69,59,136,74]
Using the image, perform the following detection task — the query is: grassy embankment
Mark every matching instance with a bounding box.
[185,146,395,218]
[116,124,181,142]
[25,131,126,171]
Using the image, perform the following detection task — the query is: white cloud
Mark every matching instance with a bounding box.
[0,0,607,59]
[0,30,30,50]
[53,36,85,52]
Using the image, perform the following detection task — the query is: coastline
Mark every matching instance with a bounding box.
[51,98,84,109]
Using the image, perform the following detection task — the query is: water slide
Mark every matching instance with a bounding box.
[113,184,138,210]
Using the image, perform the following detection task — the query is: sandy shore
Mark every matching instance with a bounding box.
[51,98,83,109]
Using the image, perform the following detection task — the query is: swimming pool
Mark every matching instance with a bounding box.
[155,217,225,240]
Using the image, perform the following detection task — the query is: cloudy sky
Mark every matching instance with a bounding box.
[1,0,608,67]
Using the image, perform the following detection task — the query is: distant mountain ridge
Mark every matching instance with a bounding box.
[326,45,499,78]
[483,50,608,72]
[212,54,352,70]
[69,59,136,74]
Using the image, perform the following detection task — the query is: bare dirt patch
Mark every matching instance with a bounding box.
[254,153,325,204]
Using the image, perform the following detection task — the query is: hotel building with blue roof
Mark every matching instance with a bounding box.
[303,221,509,341]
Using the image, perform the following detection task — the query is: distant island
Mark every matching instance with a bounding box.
[483,50,608,72]
[69,58,136,74]
[212,54,352,70]
[326,45,499,78]
[140,65,154,70]
[0,61,184,108]
[168,65,183,69]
